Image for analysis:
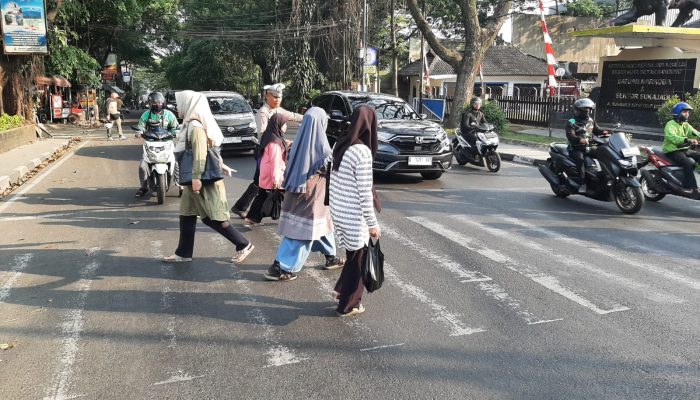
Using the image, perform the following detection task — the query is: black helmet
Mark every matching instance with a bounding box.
[470,96,482,108]
[148,92,165,113]
[573,98,595,118]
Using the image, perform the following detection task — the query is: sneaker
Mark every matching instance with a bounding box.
[231,208,247,219]
[323,256,344,270]
[264,261,297,281]
[108,137,114,141]
[135,187,148,197]
[232,243,254,264]
[119,135,127,141]
[578,183,587,194]
[336,304,365,317]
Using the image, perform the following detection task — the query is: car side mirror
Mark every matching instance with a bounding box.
[329,110,345,121]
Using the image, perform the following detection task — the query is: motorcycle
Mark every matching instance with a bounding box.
[453,123,501,172]
[537,131,644,214]
[132,126,180,204]
[638,144,700,201]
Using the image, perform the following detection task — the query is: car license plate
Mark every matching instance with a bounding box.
[223,136,242,144]
[621,147,640,157]
[408,156,432,166]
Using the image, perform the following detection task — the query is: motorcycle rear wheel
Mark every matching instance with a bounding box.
[640,174,665,202]
[156,173,166,205]
[485,150,501,172]
[615,185,644,214]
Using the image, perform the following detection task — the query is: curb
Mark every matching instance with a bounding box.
[0,139,74,196]
[500,137,551,150]
[501,152,547,167]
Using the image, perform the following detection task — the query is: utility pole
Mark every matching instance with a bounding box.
[390,0,398,96]
[418,0,425,113]
[362,0,368,92]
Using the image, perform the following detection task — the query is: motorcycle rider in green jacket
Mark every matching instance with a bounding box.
[663,102,700,193]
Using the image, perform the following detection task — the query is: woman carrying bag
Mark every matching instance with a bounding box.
[329,105,381,317]
[163,91,254,264]
[244,113,289,226]
[264,107,344,281]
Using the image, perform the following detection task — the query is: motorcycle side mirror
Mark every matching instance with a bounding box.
[419,113,427,120]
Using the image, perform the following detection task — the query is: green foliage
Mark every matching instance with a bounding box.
[45,28,101,86]
[0,114,24,132]
[657,93,700,128]
[565,0,615,17]
[480,100,509,134]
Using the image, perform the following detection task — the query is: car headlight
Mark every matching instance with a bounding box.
[378,142,399,155]
[248,121,256,129]
[378,130,393,142]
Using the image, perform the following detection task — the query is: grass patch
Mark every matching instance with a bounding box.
[501,130,563,145]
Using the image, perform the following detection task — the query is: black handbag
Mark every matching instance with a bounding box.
[261,189,284,220]
[362,238,384,293]
[175,126,223,186]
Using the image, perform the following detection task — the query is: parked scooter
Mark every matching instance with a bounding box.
[537,131,644,214]
[638,145,700,201]
[453,123,501,172]
[132,126,180,204]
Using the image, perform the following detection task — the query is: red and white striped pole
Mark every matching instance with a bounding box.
[538,0,558,97]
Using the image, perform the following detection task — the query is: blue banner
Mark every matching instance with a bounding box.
[1,0,47,54]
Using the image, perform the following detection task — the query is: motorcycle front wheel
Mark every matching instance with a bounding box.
[615,185,644,214]
[640,174,665,202]
[485,150,501,172]
[156,173,166,205]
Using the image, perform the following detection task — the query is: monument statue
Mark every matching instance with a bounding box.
[611,0,669,26]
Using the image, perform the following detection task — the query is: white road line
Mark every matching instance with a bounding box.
[457,214,684,304]
[220,233,308,368]
[360,343,405,352]
[384,263,486,336]
[0,208,126,222]
[525,211,700,292]
[0,253,33,301]
[43,260,99,400]
[382,224,561,325]
[408,216,630,315]
[152,240,178,349]
[153,371,205,386]
[0,140,89,214]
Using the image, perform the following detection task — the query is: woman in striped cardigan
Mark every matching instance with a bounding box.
[329,105,381,317]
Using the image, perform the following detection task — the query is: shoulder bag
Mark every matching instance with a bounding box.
[175,125,224,186]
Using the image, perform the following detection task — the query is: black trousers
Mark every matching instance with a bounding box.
[334,246,368,314]
[570,147,587,182]
[174,215,249,258]
[666,150,700,189]
[245,188,270,223]
[232,163,260,212]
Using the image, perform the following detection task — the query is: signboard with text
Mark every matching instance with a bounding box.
[598,58,697,126]
[0,0,48,54]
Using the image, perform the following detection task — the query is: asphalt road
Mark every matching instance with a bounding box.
[0,130,698,400]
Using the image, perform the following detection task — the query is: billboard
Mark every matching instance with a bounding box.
[1,0,48,54]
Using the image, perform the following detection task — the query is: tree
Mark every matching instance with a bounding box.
[565,0,615,17]
[405,0,513,127]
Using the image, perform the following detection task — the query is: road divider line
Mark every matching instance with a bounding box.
[0,253,33,302]
[0,139,90,214]
[382,223,561,325]
[408,216,629,315]
[43,260,99,400]
[465,214,685,304]
[360,343,405,352]
[524,212,700,292]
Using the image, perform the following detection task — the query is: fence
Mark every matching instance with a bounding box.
[492,96,575,127]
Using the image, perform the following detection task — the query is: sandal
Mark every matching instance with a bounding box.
[163,254,192,263]
[336,304,365,317]
[232,243,254,264]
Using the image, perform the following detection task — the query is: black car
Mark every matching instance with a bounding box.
[312,91,452,179]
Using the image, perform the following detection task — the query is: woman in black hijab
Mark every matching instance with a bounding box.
[245,113,290,225]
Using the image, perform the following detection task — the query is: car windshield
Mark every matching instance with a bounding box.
[207,96,252,114]
[348,96,418,120]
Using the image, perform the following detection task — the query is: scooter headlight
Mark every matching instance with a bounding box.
[618,156,637,168]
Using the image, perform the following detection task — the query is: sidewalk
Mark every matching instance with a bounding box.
[500,124,662,167]
[0,137,75,197]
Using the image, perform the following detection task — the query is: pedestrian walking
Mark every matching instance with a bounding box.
[104,92,126,140]
[163,90,254,264]
[329,105,381,317]
[244,113,289,226]
[230,83,303,218]
[264,107,344,281]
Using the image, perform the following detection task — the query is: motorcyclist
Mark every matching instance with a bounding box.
[134,92,179,197]
[459,96,488,147]
[565,98,609,193]
[662,101,700,193]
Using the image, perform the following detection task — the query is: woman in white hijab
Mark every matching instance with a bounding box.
[163,91,254,263]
